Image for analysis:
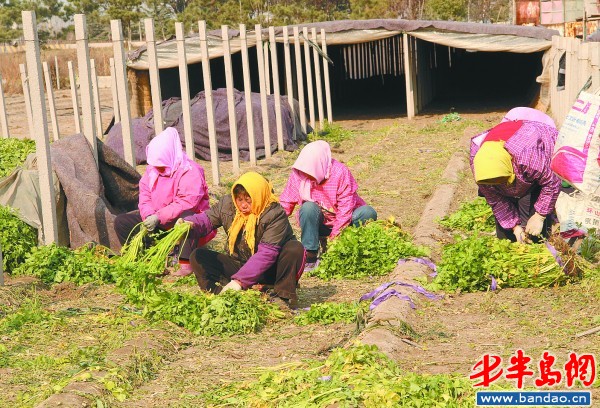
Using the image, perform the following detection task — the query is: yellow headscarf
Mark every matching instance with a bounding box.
[228,172,279,255]
[473,141,515,185]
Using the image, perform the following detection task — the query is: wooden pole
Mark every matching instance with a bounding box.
[403,33,415,119]
[42,61,60,141]
[303,27,315,130]
[255,24,271,159]
[264,41,271,95]
[145,18,164,135]
[90,59,103,138]
[283,27,294,120]
[269,26,284,151]
[54,55,60,90]
[20,64,35,139]
[198,20,220,185]
[311,28,324,129]
[109,57,120,123]
[0,73,10,138]
[22,11,58,244]
[68,61,81,133]
[111,19,135,166]
[221,25,240,174]
[175,22,195,159]
[75,14,98,164]
[240,24,256,166]
[293,27,306,133]
[321,29,332,124]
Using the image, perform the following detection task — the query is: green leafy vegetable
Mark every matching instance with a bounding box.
[201,342,474,407]
[433,233,586,293]
[294,301,367,326]
[0,138,35,178]
[311,220,428,280]
[438,197,495,232]
[0,205,37,272]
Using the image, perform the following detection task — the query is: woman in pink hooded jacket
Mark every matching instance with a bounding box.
[279,140,377,269]
[114,127,215,275]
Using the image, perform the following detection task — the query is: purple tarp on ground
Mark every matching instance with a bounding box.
[106,88,307,165]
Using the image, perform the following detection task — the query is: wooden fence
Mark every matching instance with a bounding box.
[549,35,600,127]
[0,11,334,246]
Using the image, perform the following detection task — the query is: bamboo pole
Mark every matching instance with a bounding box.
[109,58,120,123]
[22,10,58,244]
[222,25,240,174]
[255,24,271,159]
[264,41,271,95]
[321,29,332,124]
[0,73,10,138]
[303,27,315,129]
[145,18,163,135]
[175,22,195,159]
[311,28,324,129]
[68,61,81,133]
[269,26,284,151]
[90,59,103,138]
[42,61,60,141]
[75,14,98,164]
[240,24,256,165]
[111,19,135,166]
[293,27,306,133]
[199,20,220,185]
[20,64,35,139]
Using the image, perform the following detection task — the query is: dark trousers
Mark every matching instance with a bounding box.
[189,240,304,301]
[114,210,198,260]
[493,186,552,243]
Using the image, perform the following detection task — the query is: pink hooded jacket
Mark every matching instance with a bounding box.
[138,127,210,228]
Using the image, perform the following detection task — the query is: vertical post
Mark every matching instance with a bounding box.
[221,25,240,174]
[90,59,103,138]
[311,28,324,129]
[403,33,415,119]
[264,41,271,95]
[145,18,163,135]
[42,62,60,141]
[283,27,294,120]
[111,19,135,166]
[175,22,195,159]
[20,64,35,139]
[293,27,306,133]
[303,27,315,130]
[199,20,220,185]
[321,29,332,124]
[269,26,284,151]
[109,58,120,123]
[240,24,256,166]
[255,24,271,159]
[22,11,58,244]
[68,61,81,133]
[54,55,60,90]
[0,73,10,138]
[75,14,98,164]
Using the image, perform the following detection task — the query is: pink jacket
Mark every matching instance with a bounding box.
[138,127,210,227]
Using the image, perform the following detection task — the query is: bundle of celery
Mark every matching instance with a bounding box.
[433,233,588,293]
[438,197,495,233]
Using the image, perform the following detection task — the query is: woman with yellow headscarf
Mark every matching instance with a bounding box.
[182,172,305,309]
[469,109,562,243]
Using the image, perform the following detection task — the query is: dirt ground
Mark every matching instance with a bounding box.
[1,97,599,407]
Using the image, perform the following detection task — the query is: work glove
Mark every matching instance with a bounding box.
[176,218,194,227]
[221,279,242,293]
[513,225,526,243]
[143,214,160,231]
[525,212,546,237]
